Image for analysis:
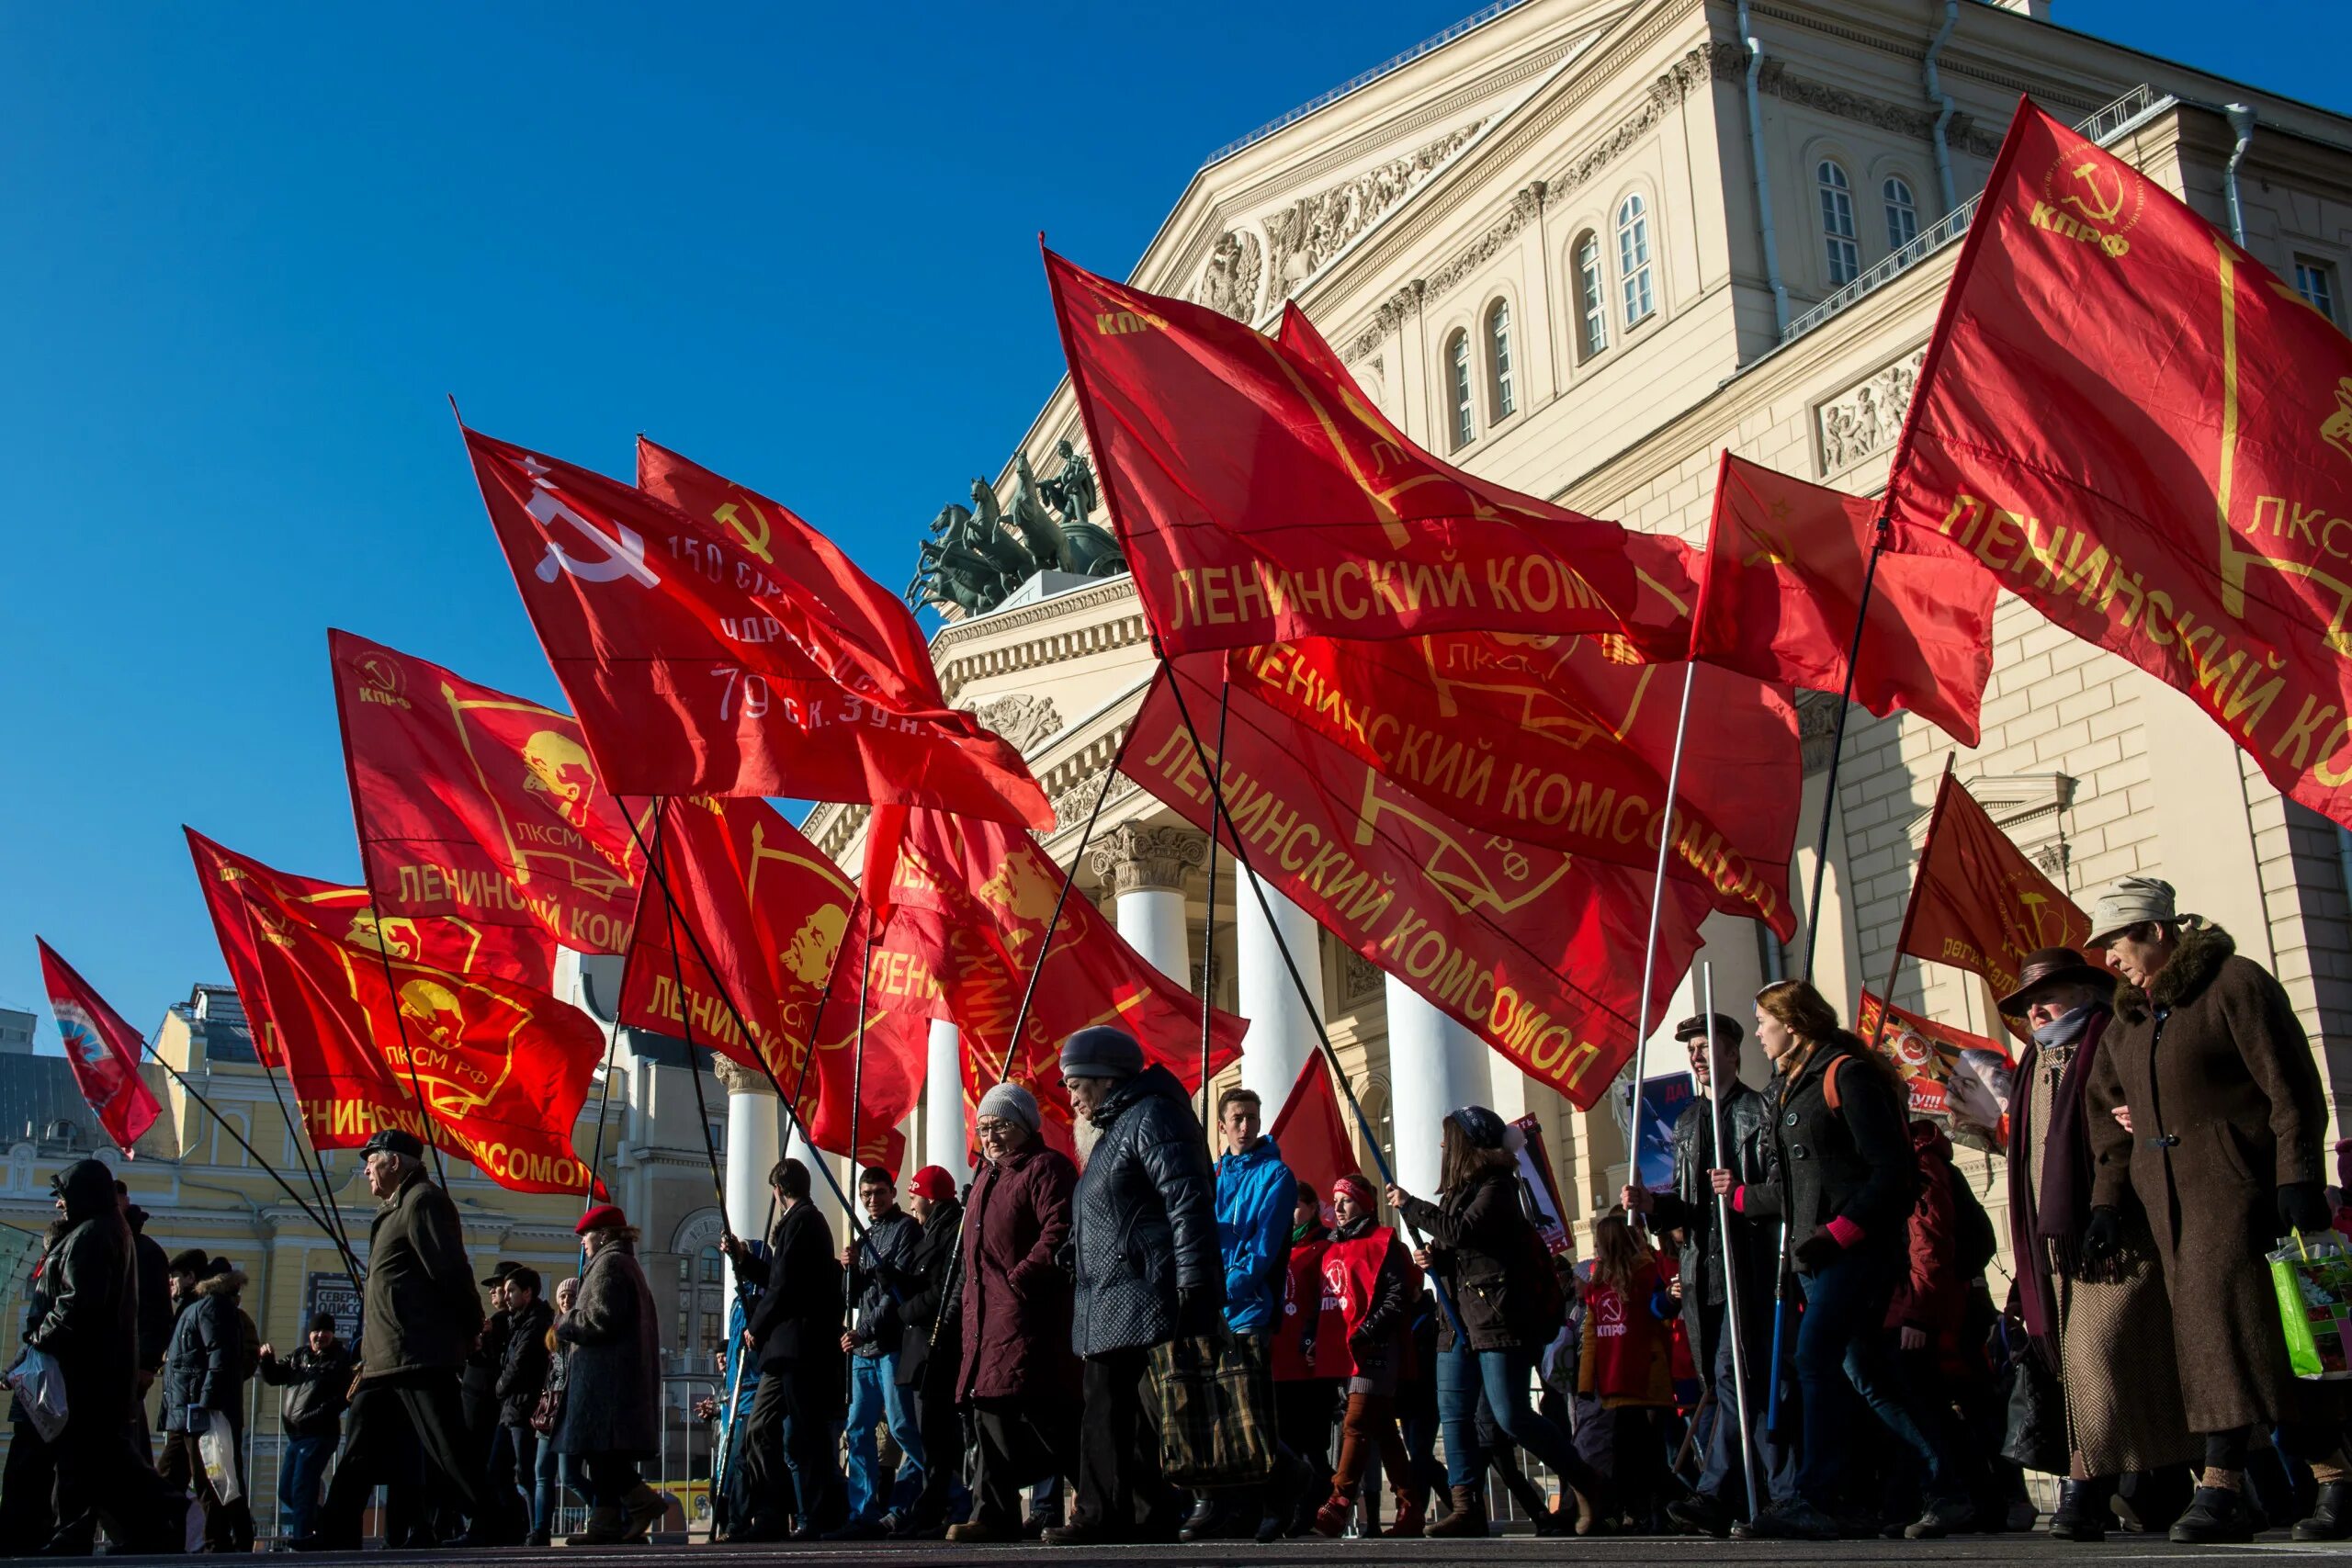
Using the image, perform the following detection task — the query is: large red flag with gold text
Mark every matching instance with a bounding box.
[1691,454,1996,745]
[331,629,648,955]
[614,795,918,1174]
[1046,248,1697,658]
[464,428,1051,827]
[1893,768,2091,1005]
[1130,661,1707,1109]
[187,829,605,1195]
[36,941,164,1153]
[1886,98,2352,827]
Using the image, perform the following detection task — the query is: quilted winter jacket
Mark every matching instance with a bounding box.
[1066,1065,1220,1357]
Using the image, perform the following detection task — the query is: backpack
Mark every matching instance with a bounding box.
[1947,1164,1998,1280]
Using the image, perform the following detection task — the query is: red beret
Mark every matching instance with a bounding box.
[575,1202,627,1235]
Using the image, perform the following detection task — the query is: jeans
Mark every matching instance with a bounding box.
[844,1351,925,1522]
[1692,1298,1798,1515]
[279,1432,335,1540]
[1437,1345,1602,1503]
[533,1435,571,1537]
[490,1424,539,1525]
[1794,1247,1957,1508]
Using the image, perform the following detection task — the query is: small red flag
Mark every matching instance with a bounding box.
[1887,98,2352,828]
[36,940,164,1154]
[463,427,1051,827]
[1046,248,1696,658]
[1690,454,1996,746]
[331,629,649,955]
[1895,769,2092,1006]
[1269,1054,1356,1224]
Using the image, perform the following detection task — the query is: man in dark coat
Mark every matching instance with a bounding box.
[2084,877,2351,1543]
[461,1261,517,1505]
[157,1251,256,1551]
[490,1266,553,1534]
[260,1313,356,1543]
[1049,1026,1219,1547]
[302,1128,522,1551]
[116,1180,171,1415]
[833,1166,924,1538]
[725,1156,847,1541]
[883,1165,965,1538]
[947,1083,1079,1545]
[0,1159,182,1555]
[1625,1012,1790,1536]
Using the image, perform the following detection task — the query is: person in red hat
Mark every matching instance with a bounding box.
[1307,1174,1423,1538]
[552,1202,665,1543]
[881,1166,965,1537]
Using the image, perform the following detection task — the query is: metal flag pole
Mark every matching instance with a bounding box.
[842,908,880,1396]
[1157,662,1468,1340]
[1622,660,1698,1234]
[1196,677,1231,1134]
[657,823,730,1221]
[1702,965,1761,1523]
[1800,520,1890,982]
[584,798,662,1210]
[1764,1219,1792,1443]
[1864,755,1955,1053]
[994,719,1141,1083]
[254,1048,356,1261]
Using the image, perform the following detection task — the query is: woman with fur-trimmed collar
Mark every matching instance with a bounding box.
[2084,876,2346,1543]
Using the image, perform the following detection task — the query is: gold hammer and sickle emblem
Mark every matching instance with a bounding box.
[1742,525,1795,569]
[712,498,775,563]
[2062,161,2126,226]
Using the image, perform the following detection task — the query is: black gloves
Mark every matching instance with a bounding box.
[1792,1233,1844,1271]
[1175,1287,1220,1337]
[2080,1205,2123,1264]
[1296,1335,1317,1368]
[2279,1180,2334,1238]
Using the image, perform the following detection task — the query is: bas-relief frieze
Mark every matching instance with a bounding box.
[969,692,1064,754]
[1195,230,1263,321]
[1261,124,1482,316]
[1815,346,1926,480]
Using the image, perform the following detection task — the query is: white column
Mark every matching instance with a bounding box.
[924,1019,972,1187]
[1385,976,1492,1200]
[1088,823,1204,986]
[714,1057,783,1305]
[1237,872,1323,1107]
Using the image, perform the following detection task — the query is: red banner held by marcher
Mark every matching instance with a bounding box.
[463,427,1051,827]
[1129,661,1707,1110]
[36,940,164,1153]
[331,629,647,955]
[1886,98,2352,830]
[1046,247,1697,658]
[1895,769,2092,1003]
[1691,454,1996,746]
[1270,1054,1357,1225]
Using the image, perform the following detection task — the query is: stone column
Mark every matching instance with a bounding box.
[924,1019,972,1187]
[712,1055,783,1304]
[1236,872,1323,1108]
[1088,822,1204,986]
[1385,976,1492,1200]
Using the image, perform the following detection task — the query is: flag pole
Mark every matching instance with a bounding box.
[1157,662,1468,1341]
[1196,676,1231,1134]
[254,1047,356,1262]
[1866,755,1955,1052]
[994,718,1142,1083]
[650,807,729,1221]
[584,800,662,1209]
[1623,660,1698,1235]
[842,908,879,1401]
[1800,520,1890,982]
[1702,964,1762,1524]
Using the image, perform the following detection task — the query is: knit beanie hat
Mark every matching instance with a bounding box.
[1058,1025,1145,1081]
[976,1081,1041,1134]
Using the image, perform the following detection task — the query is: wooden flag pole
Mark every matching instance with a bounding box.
[1800,520,1891,982]
[1623,659,1698,1233]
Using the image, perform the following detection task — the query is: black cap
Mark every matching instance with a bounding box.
[1450,1105,1508,1150]
[308,1312,337,1334]
[481,1260,520,1287]
[166,1247,209,1276]
[1674,1012,1746,1049]
[359,1127,424,1160]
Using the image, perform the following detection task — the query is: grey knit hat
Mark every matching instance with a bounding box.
[2086,875,2178,947]
[976,1081,1041,1134]
[1058,1025,1145,1082]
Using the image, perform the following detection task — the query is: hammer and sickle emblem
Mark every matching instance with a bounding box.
[2061,161,2126,226]
[1742,525,1795,569]
[520,457,661,587]
[713,498,775,564]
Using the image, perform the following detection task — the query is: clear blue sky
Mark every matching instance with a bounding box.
[0,1,2335,1049]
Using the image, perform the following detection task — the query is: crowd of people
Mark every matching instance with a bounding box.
[4,875,2349,1550]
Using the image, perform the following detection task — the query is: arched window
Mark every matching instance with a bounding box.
[1616,196,1655,325]
[1818,161,1860,286]
[1573,232,1608,357]
[1883,175,1919,251]
[1486,299,1516,420]
[1446,330,1475,450]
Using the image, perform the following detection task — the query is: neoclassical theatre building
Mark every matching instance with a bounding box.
[758,0,2352,1262]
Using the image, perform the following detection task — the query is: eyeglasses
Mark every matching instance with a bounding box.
[975,1119,1016,1140]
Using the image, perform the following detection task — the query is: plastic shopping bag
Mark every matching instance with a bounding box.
[197,1412,243,1504]
[5,1348,67,1442]
[2269,1231,2352,1381]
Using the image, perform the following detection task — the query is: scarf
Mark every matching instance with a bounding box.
[2034,1006,2118,1281]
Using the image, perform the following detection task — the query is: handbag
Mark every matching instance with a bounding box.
[529,1386,565,1436]
[1148,1331,1275,1488]
[2269,1231,2352,1381]
[1999,1339,2068,1473]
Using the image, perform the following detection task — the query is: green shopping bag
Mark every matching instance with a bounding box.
[2268,1231,2352,1381]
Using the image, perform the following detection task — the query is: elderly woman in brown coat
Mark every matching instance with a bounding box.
[2001,945,2193,1541]
[945,1083,1080,1544]
[2084,877,2349,1544]
[554,1203,665,1545]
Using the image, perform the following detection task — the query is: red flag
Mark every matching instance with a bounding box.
[612,795,918,1173]
[1691,454,1996,745]
[187,829,605,1195]
[1130,660,1707,1109]
[1227,633,1801,937]
[1269,1054,1355,1224]
[869,807,1246,1140]
[1856,990,2014,1148]
[1894,768,2091,1005]
[35,941,163,1153]
[1046,247,1696,657]
[1887,97,2352,829]
[331,629,648,955]
[463,427,1051,827]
